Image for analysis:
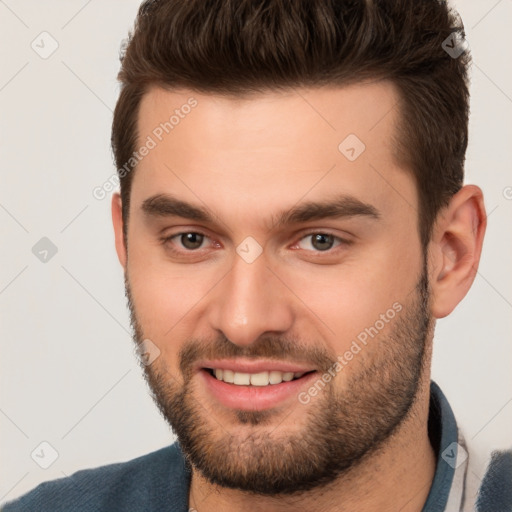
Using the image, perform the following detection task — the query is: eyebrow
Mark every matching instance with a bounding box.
[141,193,380,229]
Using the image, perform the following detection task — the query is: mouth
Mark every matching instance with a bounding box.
[204,367,314,386]
[197,363,319,411]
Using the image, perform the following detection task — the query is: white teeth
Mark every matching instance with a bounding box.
[233,372,250,385]
[210,369,309,386]
[269,370,283,384]
[250,371,269,386]
[222,369,234,383]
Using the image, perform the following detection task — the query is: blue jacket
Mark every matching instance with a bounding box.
[2,382,511,511]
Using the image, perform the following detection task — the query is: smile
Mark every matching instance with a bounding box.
[205,368,310,386]
[197,361,319,411]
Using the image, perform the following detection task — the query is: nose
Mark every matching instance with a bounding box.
[206,248,295,348]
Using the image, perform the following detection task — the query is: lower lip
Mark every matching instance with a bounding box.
[199,369,318,411]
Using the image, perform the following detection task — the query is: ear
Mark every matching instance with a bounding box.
[428,185,487,318]
[111,192,127,270]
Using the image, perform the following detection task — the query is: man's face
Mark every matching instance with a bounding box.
[120,82,432,494]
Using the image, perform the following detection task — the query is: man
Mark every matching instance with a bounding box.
[3,0,511,511]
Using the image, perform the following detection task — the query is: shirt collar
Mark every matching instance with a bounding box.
[422,380,467,511]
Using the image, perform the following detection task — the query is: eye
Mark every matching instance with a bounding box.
[162,232,210,251]
[295,232,346,252]
[160,230,350,257]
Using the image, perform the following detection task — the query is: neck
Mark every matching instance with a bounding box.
[188,372,436,512]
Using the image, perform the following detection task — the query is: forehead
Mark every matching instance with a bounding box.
[137,81,400,160]
[131,82,416,229]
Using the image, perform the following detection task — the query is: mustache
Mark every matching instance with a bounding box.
[178,334,337,380]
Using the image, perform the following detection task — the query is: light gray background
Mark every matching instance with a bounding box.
[1,0,511,503]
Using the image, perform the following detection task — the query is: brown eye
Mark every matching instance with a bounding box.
[297,233,341,252]
[311,234,335,251]
[179,233,205,250]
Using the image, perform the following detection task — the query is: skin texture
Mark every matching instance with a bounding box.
[111,82,486,511]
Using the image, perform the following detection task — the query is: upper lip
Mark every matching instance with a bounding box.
[195,359,316,374]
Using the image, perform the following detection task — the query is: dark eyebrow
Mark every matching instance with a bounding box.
[270,195,380,228]
[141,194,211,222]
[141,193,380,229]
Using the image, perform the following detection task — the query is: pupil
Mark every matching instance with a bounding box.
[182,233,203,249]
[312,234,333,251]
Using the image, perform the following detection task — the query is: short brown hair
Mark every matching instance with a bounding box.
[112,0,470,248]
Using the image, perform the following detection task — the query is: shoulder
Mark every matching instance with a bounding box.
[475,448,512,511]
[1,443,190,512]
[461,441,512,512]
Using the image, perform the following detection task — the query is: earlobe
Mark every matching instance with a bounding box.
[429,185,487,319]
[111,192,127,269]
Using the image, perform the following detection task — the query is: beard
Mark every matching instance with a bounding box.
[124,263,432,496]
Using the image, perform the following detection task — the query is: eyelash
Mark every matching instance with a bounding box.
[159,230,351,256]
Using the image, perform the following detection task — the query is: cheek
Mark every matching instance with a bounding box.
[129,268,205,333]
[128,276,192,382]
[278,246,419,357]
[127,242,223,364]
